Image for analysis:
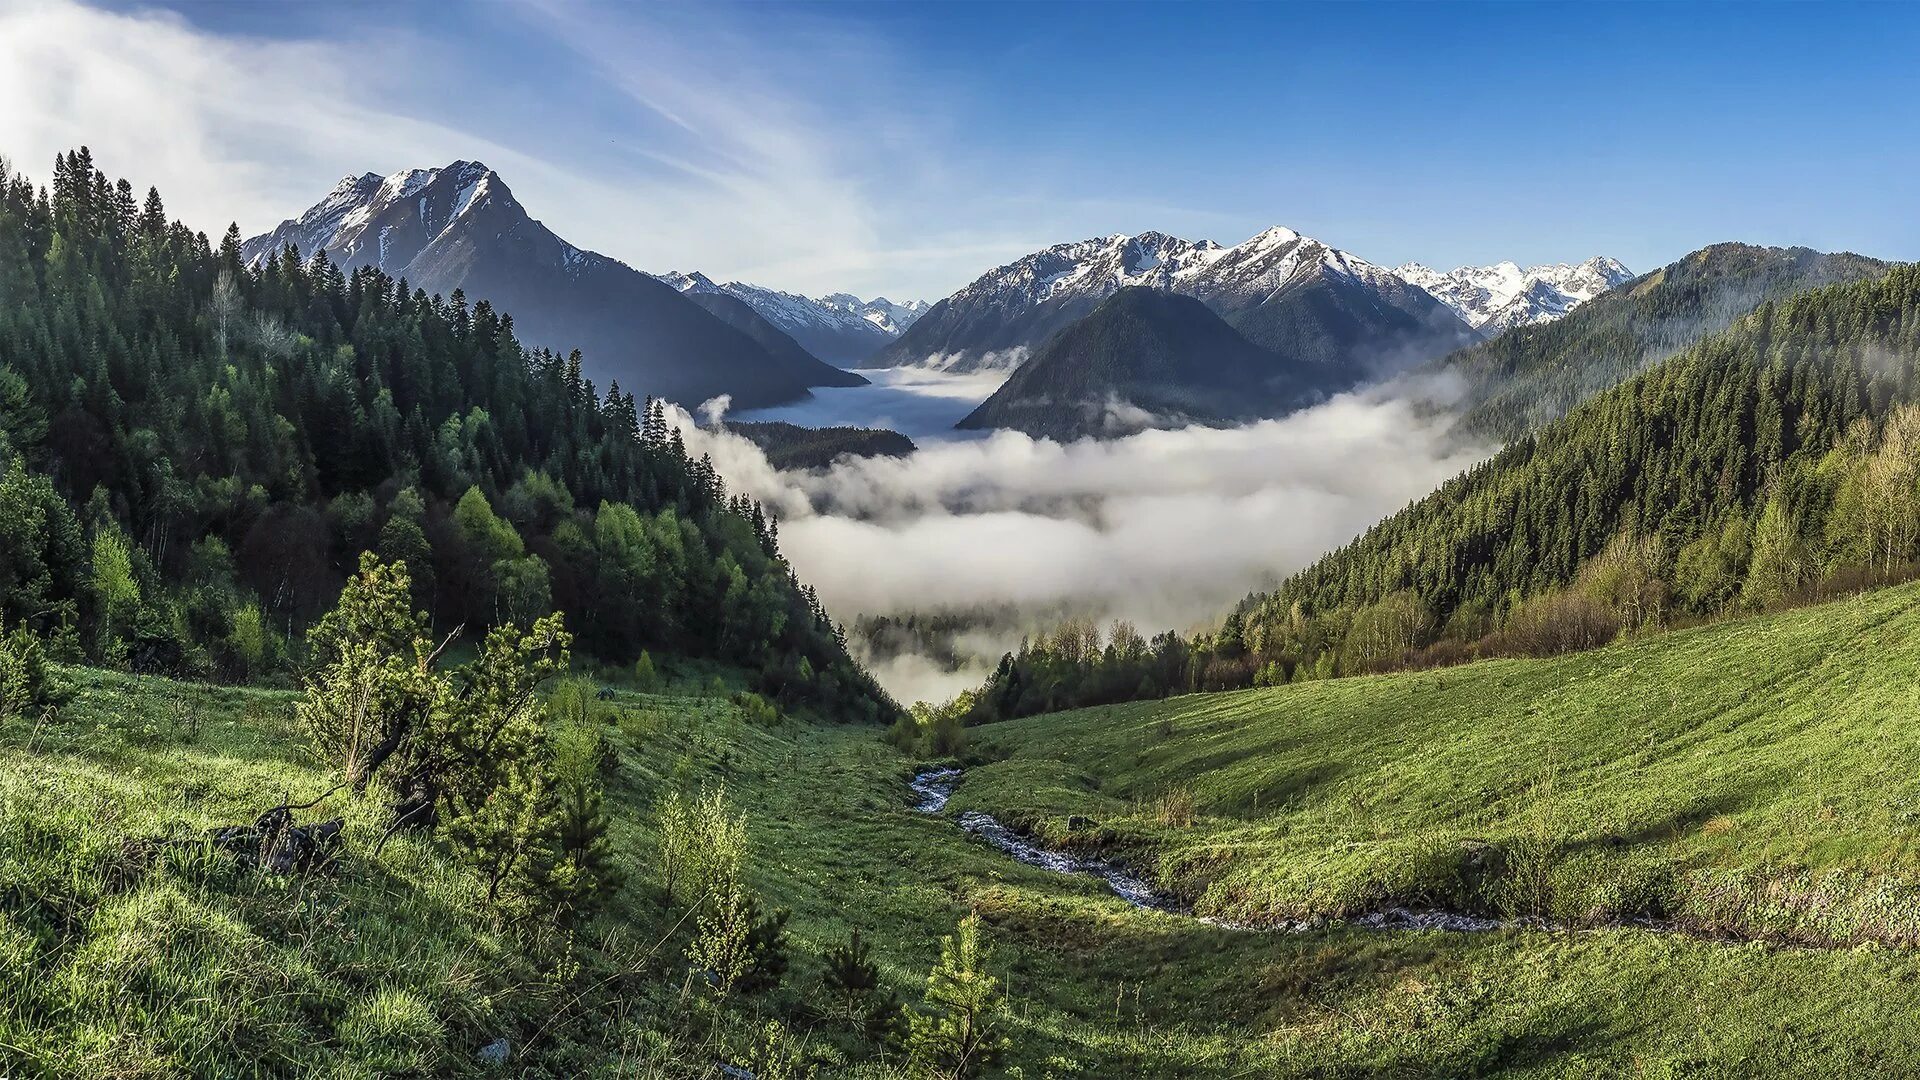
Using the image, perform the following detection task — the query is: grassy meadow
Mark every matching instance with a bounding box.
[11,585,1920,1075]
[959,579,1920,943]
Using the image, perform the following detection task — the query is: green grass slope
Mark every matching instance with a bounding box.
[962,580,1920,943]
[2,659,1606,1078]
[22,586,1920,1077]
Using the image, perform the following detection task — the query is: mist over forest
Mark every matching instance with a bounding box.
[695,374,1490,702]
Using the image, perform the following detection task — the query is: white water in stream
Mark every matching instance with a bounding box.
[910,768,1585,935]
[910,768,1170,909]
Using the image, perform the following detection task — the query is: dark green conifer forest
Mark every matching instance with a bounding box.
[0,149,890,722]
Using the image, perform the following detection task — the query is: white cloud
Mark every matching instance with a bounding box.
[675,377,1493,699]
[0,0,1058,300]
[0,1,576,242]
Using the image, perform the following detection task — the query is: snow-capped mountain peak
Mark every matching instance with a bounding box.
[1396,256,1634,334]
[241,161,507,272]
[246,162,871,409]
[938,224,1373,319]
[1243,224,1302,249]
[872,223,1477,374]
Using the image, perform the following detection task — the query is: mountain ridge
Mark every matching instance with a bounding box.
[243,162,856,409]
[654,271,928,365]
[1395,256,1632,334]
[955,286,1333,440]
[868,226,1478,382]
[1425,242,1893,441]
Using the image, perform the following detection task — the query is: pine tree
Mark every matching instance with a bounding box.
[823,928,888,1026]
[297,554,437,792]
[905,912,1009,1079]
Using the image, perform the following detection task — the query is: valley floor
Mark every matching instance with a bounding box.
[13,585,1920,1075]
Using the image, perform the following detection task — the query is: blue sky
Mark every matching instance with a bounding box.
[5,0,1918,299]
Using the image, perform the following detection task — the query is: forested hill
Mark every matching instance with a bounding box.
[955,261,1920,724]
[723,420,915,470]
[1225,261,1920,679]
[0,148,891,722]
[1434,243,1890,442]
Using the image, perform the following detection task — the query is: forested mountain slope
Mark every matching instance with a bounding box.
[1225,260,1920,680]
[1433,242,1890,441]
[955,261,1920,721]
[0,148,888,720]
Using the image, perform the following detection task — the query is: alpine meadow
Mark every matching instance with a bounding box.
[7,2,1920,1078]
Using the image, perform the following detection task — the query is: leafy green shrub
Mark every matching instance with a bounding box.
[744,1018,815,1080]
[733,690,780,727]
[886,713,920,752]
[657,785,747,906]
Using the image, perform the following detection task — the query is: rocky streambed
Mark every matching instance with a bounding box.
[909,768,1636,936]
[910,767,1171,910]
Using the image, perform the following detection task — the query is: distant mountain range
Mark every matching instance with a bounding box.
[242,162,862,409]
[248,165,1672,442]
[654,272,928,365]
[870,227,1496,439]
[956,287,1334,439]
[869,227,1478,379]
[1395,257,1633,335]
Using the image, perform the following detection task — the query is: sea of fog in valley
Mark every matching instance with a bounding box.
[729,366,1009,443]
[703,367,1491,704]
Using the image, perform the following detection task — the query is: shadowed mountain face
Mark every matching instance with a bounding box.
[243,163,854,409]
[957,287,1338,440]
[677,290,867,389]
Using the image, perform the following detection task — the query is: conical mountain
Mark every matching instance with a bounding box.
[957,286,1332,440]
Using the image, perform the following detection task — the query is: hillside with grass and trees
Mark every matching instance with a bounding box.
[952,258,1920,722]
[16,141,1920,1080]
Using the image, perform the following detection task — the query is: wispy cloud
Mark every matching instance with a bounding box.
[0,0,1056,299]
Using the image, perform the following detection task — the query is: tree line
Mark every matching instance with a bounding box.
[0,147,891,722]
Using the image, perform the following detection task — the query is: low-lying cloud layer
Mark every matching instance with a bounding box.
[677,376,1492,703]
